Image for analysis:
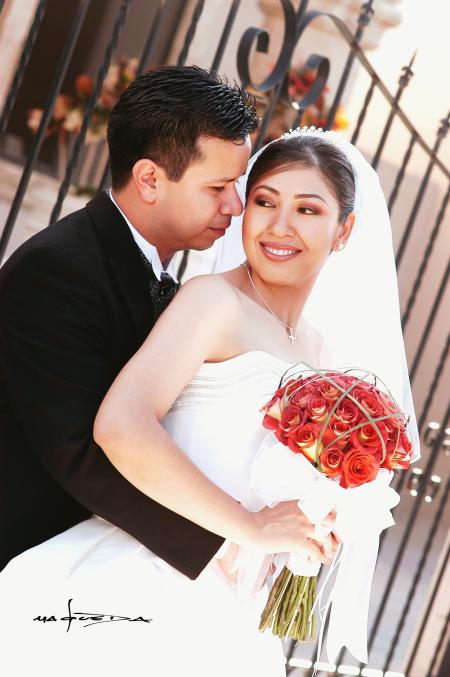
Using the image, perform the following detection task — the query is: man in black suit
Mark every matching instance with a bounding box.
[0,65,259,577]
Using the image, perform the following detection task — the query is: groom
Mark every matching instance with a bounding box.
[0,66,258,577]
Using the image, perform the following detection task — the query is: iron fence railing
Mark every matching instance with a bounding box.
[0,1,448,675]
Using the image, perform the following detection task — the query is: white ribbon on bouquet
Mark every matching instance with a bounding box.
[235,432,400,663]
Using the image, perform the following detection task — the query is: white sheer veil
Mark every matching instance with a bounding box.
[213,126,420,460]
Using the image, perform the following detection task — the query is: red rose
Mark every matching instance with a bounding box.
[307,395,328,423]
[351,388,384,418]
[382,428,412,470]
[381,417,403,454]
[383,413,402,433]
[285,378,302,397]
[340,450,380,488]
[329,420,352,449]
[320,445,344,478]
[287,423,320,460]
[262,412,280,431]
[280,404,305,435]
[332,373,356,389]
[290,383,316,408]
[261,389,284,428]
[399,428,412,453]
[274,427,289,445]
[350,422,386,457]
[261,386,285,414]
[318,378,343,402]
[377,391,399,415]
[348,378,372,390]
[335,400,361,426]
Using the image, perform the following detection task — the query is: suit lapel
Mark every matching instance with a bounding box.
[86,191,154,340]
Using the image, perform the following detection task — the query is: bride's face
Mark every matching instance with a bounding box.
[242,165,345,287]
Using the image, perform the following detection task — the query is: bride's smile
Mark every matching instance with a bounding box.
[259,241,302,261]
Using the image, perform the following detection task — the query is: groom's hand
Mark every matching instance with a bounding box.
[214,542,276,593]
[213,541,239,587]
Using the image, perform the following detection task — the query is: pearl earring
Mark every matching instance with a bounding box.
[336,242,345,251]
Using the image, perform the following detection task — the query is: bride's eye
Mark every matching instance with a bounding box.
[211,186,226,192]
[255,197,274,208]
[298,206,317,215]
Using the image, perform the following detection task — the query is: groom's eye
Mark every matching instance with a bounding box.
[210,186,226,192]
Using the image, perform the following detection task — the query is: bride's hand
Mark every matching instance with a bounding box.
[243,501,336,564]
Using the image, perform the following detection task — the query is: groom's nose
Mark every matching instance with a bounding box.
[220,185,243,217]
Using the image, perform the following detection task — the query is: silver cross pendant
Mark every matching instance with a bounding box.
[288,328,296,345]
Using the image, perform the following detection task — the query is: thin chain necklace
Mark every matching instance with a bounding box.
[242,263,296,345]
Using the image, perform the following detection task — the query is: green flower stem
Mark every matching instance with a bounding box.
[280,574,299,634]
[288,575,307,630]
[311,576,317,639]
[277,576,292,632]
[266,567,292,631]
[300,585,309,639]
[259,572,319,641]
[294,606,303,639]
[259,566,288,629]
[259,566,291,632]
[279,574,296,632]
[259,569,319,641]
[275,572,294,635]
[286,576,308,638]
[306,578,314,640]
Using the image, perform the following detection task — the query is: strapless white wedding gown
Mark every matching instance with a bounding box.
[0,348,321,677]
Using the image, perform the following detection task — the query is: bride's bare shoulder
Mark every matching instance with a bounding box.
[166,273,242,328]
[178,273,242,311]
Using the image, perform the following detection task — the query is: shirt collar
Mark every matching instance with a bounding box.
[108,189,178,282]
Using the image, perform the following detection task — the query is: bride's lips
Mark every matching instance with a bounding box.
[260,241,301,261]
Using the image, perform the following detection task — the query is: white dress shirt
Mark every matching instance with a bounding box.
[108,189,178,282]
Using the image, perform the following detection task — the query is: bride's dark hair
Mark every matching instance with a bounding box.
[245,136,355,222]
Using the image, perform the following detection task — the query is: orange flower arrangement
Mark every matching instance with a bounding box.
[251,64,349,143]
[26,56,139,143]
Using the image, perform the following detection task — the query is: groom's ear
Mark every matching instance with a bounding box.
[131,159,164,204]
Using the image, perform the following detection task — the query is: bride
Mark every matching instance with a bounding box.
[0,128,419,676]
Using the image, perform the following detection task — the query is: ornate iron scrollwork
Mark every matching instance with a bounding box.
[279,52,330,114]
[236,2,336,132]
[237,0,297,92]
[236,0,377,140]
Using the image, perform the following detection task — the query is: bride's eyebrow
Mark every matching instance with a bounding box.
[254,184,328,204]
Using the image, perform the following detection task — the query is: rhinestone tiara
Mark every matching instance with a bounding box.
[281,125,326,139]
[280,125,346,151]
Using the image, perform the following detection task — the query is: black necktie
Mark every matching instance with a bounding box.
[135,247,180,319]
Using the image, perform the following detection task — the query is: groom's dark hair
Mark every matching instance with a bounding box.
[107,65,259,189]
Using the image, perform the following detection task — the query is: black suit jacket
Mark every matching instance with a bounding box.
[0,190,224,576]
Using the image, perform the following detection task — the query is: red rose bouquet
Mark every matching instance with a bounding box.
[255,367,412,643]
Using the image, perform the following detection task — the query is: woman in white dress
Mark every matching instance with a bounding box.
[0,129,418,677]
